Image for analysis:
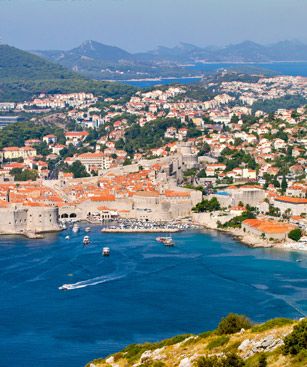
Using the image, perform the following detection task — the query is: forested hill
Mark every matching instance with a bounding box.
[0,44,76,80]
[0,44,136,101]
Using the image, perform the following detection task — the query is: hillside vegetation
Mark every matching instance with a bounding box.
[0,45,135,101]
[86,315,306,367]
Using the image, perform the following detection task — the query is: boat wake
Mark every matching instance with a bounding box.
[59,262,135,291]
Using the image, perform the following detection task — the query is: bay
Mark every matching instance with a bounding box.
[0,227,306,367]
[121,62,307,87]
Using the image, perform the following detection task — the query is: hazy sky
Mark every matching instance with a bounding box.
[0,0,306,51]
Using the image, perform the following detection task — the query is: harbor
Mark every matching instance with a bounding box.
[101,219,199,233]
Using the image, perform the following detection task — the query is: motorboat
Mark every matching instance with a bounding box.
[85,227,91,232]
[156,236,173,244]
[59,284,73,291]
[72,223,80,233]
[102,247,110,256]
[83,236,90,245]
[164,238,175,247]
[65,235,70,240]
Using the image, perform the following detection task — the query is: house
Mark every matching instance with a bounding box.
[74,152,113,173]
[65,131,89,146]
[43,134,57,145]
[274,196,307,216]
[52,144,65,155]
[2,147,37,160]
[242,218,296,241]
[205,163,226,177]
[25,139,41,147]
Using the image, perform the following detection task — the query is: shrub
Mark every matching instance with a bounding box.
[199,330,214,339]
[122,334,191,362]
[217,314,252,335]
[223,353,245,367]
[283,319,307,355]
[198,353,245,367]
[251,318,294,333]
[258,353,267,367]
[207,335,230,350]
[140,361,166,367]
[288,228,302,242]
[198,355,223,367]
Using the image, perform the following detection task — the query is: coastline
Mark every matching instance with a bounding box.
[194,220,307,252]
[104,75,203,82]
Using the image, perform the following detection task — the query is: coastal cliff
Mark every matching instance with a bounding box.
[86,316,306,367]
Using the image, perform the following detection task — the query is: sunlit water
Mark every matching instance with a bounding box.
[0,226,306,367]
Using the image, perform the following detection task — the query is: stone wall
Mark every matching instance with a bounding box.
[0,205,61,235]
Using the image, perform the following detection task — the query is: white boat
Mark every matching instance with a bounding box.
[65,235,70,240]
[156,236,173,244]
[83,236,90,245]
[72,223,80,233]
[102,247,110,256]
[164,238,175,247]
[85,227,91,232]
[59,284,73,291]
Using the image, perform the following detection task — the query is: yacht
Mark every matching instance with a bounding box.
[83,236,90,245]
[102,247,110,256]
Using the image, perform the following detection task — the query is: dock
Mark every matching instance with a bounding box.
[101,228,181,233]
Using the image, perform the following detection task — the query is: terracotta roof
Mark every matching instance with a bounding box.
[243,218,296,234]
[275,196,307,204]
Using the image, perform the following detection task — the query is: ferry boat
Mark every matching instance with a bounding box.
[102,247,110,256]
[83,236,90,245]
[72,223,80,233]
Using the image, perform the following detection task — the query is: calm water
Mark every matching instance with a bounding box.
[123,62,307,87]
[0,227,306,367]
[187,62,307,77]
[122,77,202,88]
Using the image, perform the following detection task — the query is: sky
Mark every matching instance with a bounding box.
[0,0,306,52]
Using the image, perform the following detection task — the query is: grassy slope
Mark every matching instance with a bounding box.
[0,45,136,101]
[86,318,306,367]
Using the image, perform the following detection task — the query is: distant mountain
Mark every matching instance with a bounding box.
[32,40,307,81]
[0,44,135,101]
[36,40,132,64]
[146,40,307,62]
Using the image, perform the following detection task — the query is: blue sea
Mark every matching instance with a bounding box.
[122,62,307,87]
[0,227,306,367]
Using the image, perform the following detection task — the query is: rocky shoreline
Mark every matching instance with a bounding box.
[192,214,307,252]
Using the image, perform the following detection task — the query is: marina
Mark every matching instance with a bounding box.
[101,219,199,233]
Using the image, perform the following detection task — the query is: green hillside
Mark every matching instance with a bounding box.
[0,44,76,80]
[86,315,307,367]
[0,44,136,101]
